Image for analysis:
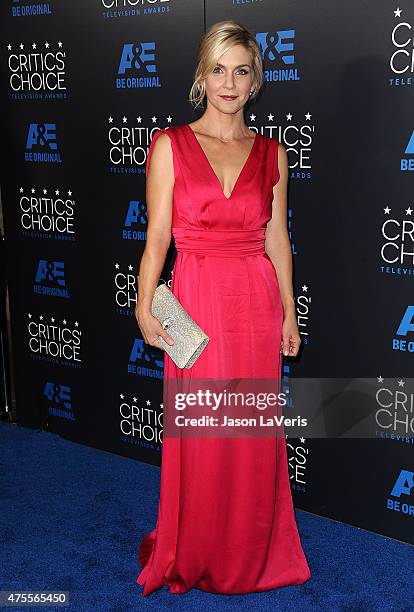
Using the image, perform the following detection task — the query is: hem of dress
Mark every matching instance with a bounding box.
[137,565,312,597]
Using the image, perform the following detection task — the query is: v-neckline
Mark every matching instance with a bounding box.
[185,124,259,201]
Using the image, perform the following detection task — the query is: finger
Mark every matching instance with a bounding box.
[155,323,175,345]
[160,331,175,345]
[289,339,299,356]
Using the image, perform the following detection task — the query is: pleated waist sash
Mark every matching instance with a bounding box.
[172,227,266,258]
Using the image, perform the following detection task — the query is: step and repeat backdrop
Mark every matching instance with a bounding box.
[1,0,413,544]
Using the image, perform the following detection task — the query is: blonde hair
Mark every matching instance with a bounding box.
[189,20,263,110]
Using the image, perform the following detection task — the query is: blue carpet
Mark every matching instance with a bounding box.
[0,421,413,611]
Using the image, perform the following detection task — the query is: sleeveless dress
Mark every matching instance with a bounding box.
[136,124,311,596]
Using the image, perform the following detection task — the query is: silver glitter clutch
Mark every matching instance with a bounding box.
[151,283,209,369]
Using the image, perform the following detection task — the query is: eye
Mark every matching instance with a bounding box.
[212,67,250,75]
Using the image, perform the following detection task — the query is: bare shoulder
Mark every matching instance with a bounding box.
[147,129,175,180]
[162,126,177,139]
[274,139,288,179]
[150,130,174,157]
[275,139,287,158]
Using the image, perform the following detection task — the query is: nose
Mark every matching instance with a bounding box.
[223,71,236,90]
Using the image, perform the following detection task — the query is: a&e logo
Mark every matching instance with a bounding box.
[25,122,62,163]
[128,338,164,379]
[44,381,75,421]
[256,29,300,83]
[116,42,161,89]
[34,259,69,298]
[11,0,53,18]
[401,130,414,171]
[387,469,414,517]
[122,199,147,240]
[394,306,414,353]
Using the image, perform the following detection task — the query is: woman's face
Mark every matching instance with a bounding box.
[204,44,256,114]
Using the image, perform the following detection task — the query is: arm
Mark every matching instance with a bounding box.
[264,141,301,357]
[135,132,175,347]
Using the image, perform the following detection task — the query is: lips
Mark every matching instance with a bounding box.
[220,95,237,100]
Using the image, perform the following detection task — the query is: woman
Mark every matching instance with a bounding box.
[135,19,311,596]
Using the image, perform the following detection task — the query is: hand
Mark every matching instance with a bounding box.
[135,306,175,350]
[280,313,301,357]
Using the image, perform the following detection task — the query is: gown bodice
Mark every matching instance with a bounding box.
[146,124,280,233]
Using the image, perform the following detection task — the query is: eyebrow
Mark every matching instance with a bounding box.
[215,63,251,69]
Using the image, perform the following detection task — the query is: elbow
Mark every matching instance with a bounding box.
[144,228,172,257]
[265,233,290,257]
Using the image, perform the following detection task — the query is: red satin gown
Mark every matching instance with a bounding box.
[136,124,311,596]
